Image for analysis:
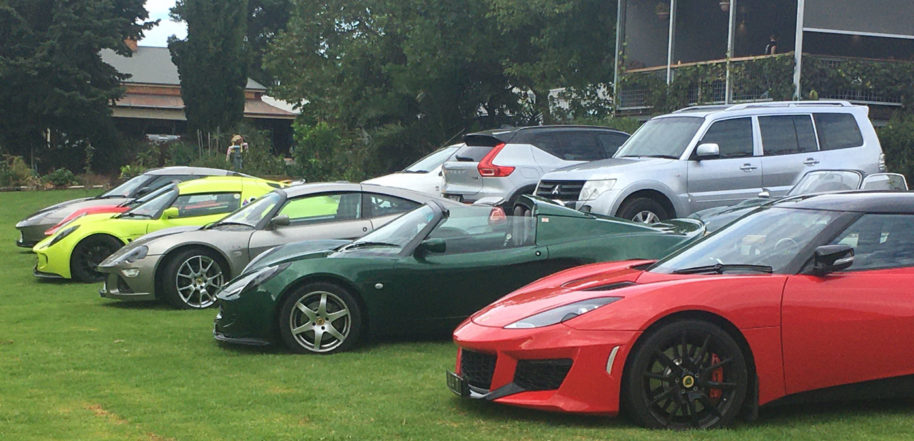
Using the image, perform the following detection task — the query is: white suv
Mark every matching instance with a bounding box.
[536,101,886,222]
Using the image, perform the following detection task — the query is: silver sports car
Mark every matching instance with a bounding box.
[15,166,249,247]
[97,183,452,309]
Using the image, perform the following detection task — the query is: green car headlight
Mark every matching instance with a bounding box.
[504,297,622,329]
[218,263,290,300]
[46,225,79,247]
[579,179,616,201]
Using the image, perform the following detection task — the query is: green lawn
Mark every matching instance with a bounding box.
[1,190,913,440]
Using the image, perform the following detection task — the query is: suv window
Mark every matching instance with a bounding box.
[530,131,606,161]
[814,113,864,150]
[699,118,753,158]
[760,115,818,155]
[598,133,630,157]
[831,214,914,270]
[453,145,492,162]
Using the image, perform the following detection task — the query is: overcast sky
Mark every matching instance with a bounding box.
[140,0,187,47]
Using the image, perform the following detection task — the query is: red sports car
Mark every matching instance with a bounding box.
[449,192,914,429]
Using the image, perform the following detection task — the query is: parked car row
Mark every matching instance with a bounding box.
[13,100,911,430]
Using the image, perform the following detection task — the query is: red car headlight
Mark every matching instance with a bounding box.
[504,297,622,329]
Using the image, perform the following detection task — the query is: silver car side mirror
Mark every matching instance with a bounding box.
[270,215,290,227]
[695,143,720,159]
[758,188,771,199]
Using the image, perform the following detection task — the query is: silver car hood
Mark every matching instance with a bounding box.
[133,225,202,246]
[18,196,131,225]
[542,157,677,181]
[244,239,351,273]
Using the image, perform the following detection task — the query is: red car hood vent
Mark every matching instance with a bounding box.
[584,281,636,291]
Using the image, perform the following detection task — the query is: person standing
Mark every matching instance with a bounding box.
[764,34,778,55]
[226,134,247,170]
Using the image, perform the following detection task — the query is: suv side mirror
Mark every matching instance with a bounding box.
[812,244,854,275]
[270,214,290,227]
[415,238,446,258]
[695,143,720,160]
[161,207,179,220]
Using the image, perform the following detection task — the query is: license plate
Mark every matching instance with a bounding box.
[445,194,462,202]
[446,371,470,397]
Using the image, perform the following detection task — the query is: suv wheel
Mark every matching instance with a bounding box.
[618,197,669,223]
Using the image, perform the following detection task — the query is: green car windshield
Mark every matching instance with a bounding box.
[348,205,439,252]
[216,192,281,227]
[121,185,178,218]
[651,206,842,274]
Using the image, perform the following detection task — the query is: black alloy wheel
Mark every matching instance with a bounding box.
[71,235,123,282]
[623,320,748,429]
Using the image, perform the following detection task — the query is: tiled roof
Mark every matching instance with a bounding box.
[100,46,266,90]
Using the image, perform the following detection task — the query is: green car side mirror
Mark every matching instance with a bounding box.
[161,207,179,220]
[415,238,446,258]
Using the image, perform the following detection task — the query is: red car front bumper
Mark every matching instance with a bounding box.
[451,320,641,415]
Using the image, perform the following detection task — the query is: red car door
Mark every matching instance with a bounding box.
[781,213,914,395]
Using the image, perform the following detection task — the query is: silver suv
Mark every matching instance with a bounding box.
[441,126,629,204]
[536,101,886,222]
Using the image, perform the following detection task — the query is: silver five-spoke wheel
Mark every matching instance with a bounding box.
[631,210,661,224]
[279,282,362,354]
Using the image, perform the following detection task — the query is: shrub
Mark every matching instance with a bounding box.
[42,168,78,187]
[877,112,914,182]
[0,155,37,188]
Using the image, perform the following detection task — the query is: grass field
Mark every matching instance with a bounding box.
[2,189,914,440]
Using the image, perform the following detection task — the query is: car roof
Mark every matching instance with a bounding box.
[145,166,253,177]
[280,181,460,206]
[776,191,914,214]
[464,126,629,145]
[660,100,867,119]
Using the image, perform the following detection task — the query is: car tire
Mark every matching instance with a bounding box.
[278,282,362,354]
[70,235,123,282]
[622,320,748,429]
[617,197,669,223]
[160,248,226,309]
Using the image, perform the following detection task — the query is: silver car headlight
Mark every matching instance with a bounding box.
[579,179,616,201]
[504,297,621,329]
[46,225,79,247]
[108,245,148,266]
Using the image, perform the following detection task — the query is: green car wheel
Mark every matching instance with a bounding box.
[161,248,226,309]
[70,235,123,282]
[279,282,362,354]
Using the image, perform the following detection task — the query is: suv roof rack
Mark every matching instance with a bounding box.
[672,100,855,114]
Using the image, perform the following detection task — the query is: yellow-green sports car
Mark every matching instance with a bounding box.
[33,176,281,282]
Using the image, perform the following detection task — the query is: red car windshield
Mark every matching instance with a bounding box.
[652,206,843,274]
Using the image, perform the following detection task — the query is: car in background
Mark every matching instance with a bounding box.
[97,183,451,309]
[442,126,629,204]
[536,101,886,223]
[213,195,702,354]
[450,191,914,429]
[15,166,251,248]
[33,176,278,282]
[692,170,907,232]
[363,144,462,195]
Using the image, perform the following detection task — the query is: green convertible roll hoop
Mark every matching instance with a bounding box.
[213,196,705,354]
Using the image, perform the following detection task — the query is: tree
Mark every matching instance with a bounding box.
[247,0,292,86]
[489,0,618,122]
[168,0,249,136]
[0,0,154,172]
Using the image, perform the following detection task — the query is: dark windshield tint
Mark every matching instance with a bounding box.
[530,131,607,161]
[615,117,703,159]
[814,113,864,150]
[760,115,818,155]
[699,118,753,158]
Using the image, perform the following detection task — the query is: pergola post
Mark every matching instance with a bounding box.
[665,0,676,85]
[793,0,806,100]
[725,0,737,103]
[613,0,625,115]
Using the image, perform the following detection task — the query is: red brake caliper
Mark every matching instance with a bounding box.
[709,354,723,400]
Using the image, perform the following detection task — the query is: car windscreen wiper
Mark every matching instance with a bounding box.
[207,221,255,229]
[117,212,151,218]
[672,263,773,275]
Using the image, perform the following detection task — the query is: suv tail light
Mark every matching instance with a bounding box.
[477,143,515,177]
[488,206,507,225]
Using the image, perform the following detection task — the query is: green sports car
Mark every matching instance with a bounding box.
[213,196,705,354]
[33,176,279,281]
